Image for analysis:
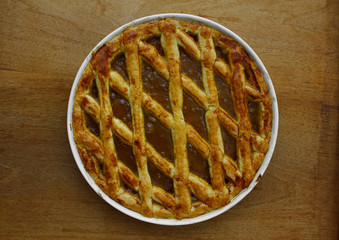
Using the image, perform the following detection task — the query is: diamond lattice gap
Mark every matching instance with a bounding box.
[247,99,261,133]
[187,143,211,184]
[148,160,174,194]
[142,61,172,113]
[179,47,204,90]
[143,110,174,162]
[214,73,237,120]
[113,135,138,176]
[111,53,129,83]
[220,124,237,161]
[84,112,100,137]
[145,37,165,57]
[110,89,132,129]
[182,91,208,140]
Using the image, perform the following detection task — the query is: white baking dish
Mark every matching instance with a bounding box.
[67,13,279,226]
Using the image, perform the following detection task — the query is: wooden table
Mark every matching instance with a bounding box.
[1,1,338,239]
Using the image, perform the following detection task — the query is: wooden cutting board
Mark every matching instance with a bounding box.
[0,1,338,239]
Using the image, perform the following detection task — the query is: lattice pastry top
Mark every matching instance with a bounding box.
[72,18,273,219]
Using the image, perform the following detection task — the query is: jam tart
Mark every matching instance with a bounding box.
[72,18,273,219]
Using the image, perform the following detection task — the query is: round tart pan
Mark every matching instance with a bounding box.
[67,13,279,225]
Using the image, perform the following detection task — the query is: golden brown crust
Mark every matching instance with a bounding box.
[72,18,273,219]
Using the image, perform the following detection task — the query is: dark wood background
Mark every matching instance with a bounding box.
[1,0,338,239]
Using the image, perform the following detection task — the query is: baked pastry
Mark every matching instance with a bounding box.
[72,18,272,219]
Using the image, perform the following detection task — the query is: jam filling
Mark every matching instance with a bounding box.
[188,32,199,47]
[244,66,260,90]
[120,176,139,198]
[114,135,138,176]
[110,89,132,130]
[142,61,172,113]
[144,111,174,162]
[111,53,129,83]
[247,99,261,133]
[187,143,211,184]
[145,37,165,57]
[183,92,208,140]
[90,79,99,102]
[215,46,231,69]
[84,112,100,137]
[220,125,237,160]
[214,73,237,120]
[148,160,173,193]
[244,68,252,86]
[180,47,204,90]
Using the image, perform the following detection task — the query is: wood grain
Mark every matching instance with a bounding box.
[0,0,338,239]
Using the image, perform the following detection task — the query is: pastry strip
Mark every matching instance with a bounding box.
[159,18,190,219]
[199,26,229,208]
[124,29,153,216]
